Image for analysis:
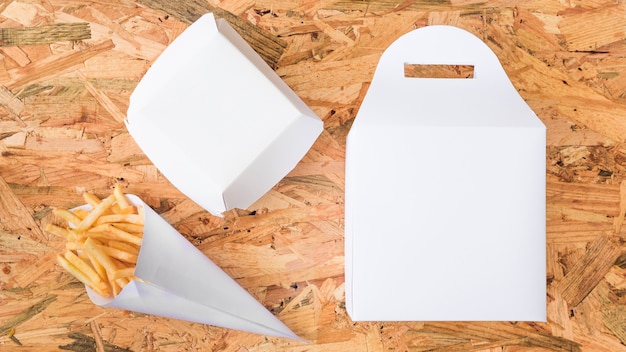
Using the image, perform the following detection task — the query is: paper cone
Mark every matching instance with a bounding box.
[81,195,301,341]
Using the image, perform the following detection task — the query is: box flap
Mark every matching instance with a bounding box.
[355,25,545,128]
[126,13,322,215]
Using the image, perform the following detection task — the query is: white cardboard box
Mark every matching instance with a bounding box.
[126,13,323,215]
[345,25,546,321]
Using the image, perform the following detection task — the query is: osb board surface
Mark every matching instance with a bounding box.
[1,0,626,351]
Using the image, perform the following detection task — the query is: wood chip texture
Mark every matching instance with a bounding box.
[1,1,626,351]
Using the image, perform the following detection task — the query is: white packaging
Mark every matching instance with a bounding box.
[126,13,323,215]
[79,195,302,340]
[345,25,546,321]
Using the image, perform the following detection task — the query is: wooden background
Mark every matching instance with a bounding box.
[1,0,626,351]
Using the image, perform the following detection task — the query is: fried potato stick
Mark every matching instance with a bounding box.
[57,254,110,297]
[45,223,71,239]
[110,222,143,234]
[99,246,138,263]
[87,224,143,246]
[114,184,131,210]
[84,238,119,280]
[107,240,140,255]
[76,195,115,231]
[73,208,90,220]
[64,251,104,287]
[111,267,135,280]
[82,192,101,208]
[86,251,107,282]
[96,214,143,226]
[53,208,83,227]
[47,187,145,299]
[66,241,84,251]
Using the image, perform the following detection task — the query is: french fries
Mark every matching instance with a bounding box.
[45,185,144,298]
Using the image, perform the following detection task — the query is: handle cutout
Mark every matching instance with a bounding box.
[404,64,474,79]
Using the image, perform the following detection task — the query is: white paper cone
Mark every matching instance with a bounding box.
[83,195,301,341]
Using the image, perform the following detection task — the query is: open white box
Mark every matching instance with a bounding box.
[81,194,301,340]
[345,25,546,321]
[125,13,323,216]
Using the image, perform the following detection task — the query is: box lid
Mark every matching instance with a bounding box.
[126,13,323,215]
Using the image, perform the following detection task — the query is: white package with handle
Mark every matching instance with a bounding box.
[345,25,546,321]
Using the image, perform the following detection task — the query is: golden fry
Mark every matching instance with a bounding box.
[67,229,82,242]
[86,251,107,282]
[53,208,83,227]
[64,250,103,288]
[110,279,122,297]
[107,240,140,255]
[114,184,131,210]
[119,205,138,215]
[112,268,135,280]
[96,214,143,226]
[45,223,70,239]
[100,245,138,263]
[57,254,110,297]
[73,208,90,219]
[45,188,144,299]
[137,205,145,224]
[111,222,143,234]
[84,238,119,277]
[111,267,135,280]
[87,224,142,246]
[82,192,101,208]
[75,195,115,231]
[115,277,130,288]
[66,241,84,251]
